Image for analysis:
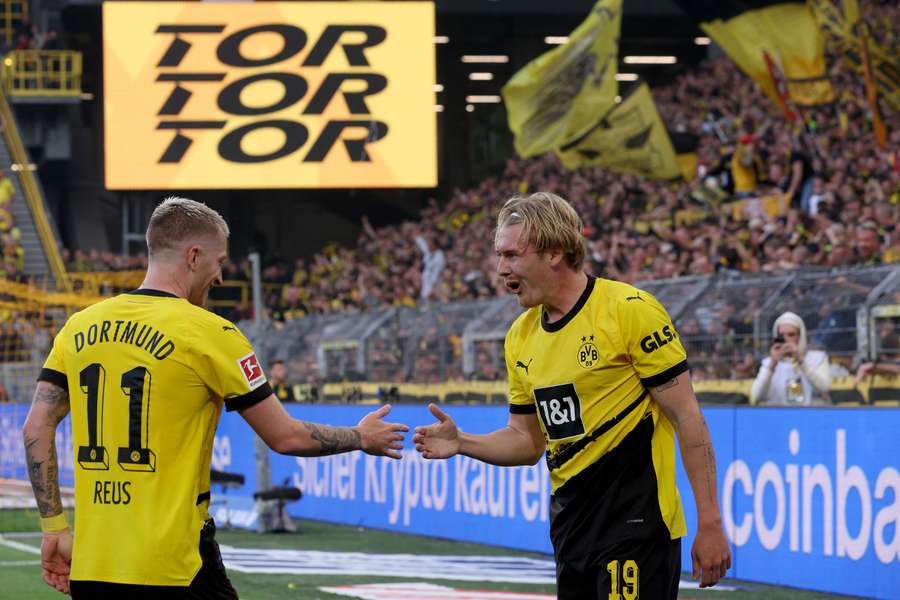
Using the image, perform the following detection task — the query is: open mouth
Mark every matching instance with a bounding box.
[506,281,521,294]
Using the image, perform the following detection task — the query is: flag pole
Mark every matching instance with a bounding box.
[857,23,887,149]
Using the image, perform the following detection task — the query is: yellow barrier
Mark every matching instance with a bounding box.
[1,50,82,97]
[315,376,899,407]
[0,277,103,308]
[0,0,27,48]
[67,270,144,296]
[2,273,259,311]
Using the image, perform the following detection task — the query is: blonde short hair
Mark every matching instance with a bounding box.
[146,196,229,256]
[495,192,586,270]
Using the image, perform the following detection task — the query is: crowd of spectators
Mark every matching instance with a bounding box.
[4,3,899,392]
[62,248,148,273]
[6,13,63,52]
[212,4,898,320]
[0,170,24,282]
[50,4,899,322]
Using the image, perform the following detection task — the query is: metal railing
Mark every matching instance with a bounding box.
[1,50,82,97]
[249,265,900,384]
[0,0,27,49]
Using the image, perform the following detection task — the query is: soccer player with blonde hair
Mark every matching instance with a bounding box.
[415,192,731,599]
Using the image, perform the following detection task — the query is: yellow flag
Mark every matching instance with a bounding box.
[811,0,900,112]
[556,83,681,179]
[502,0,621,158]
[676,1,834,107]
[841,0,859,25]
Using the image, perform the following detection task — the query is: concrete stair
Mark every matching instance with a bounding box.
[0,122,55,280]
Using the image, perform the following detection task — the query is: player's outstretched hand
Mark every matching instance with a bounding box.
[413,403,460,459]
[692,521,731,588]
[357,404,409,459]
[41,529,72,595]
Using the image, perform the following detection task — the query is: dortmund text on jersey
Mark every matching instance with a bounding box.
[39,289,271,586]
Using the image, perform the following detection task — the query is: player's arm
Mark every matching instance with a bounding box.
[650,371,731,588]
[459,409,546,465]
[22,380,73,595]
[239,395,407,458]
[415,325,546,465]
[414,404,545,466]
[196,322,406,459]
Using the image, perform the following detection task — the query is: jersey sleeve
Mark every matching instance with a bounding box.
[620,291,689,387]
[192,319,272,412]
[504,328,535,414]
[38,321,69,390]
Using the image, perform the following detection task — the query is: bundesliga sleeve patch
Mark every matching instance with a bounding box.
[237,352,266,389]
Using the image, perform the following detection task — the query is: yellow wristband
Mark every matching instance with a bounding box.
[40,513,69,533]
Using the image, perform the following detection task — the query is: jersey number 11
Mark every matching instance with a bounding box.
[77,363,157,473]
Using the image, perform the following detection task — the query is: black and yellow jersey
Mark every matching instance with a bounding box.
[38,289,271,586]
[504,276,688,551]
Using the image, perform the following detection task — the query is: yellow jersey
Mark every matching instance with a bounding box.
[504,276,688,554]
[39,289,271,586]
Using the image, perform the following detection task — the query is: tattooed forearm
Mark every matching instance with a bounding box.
[653,377,680,393]
[302,421,361,456]
[23,382,69,517]
[33,382,70,423]
[24,435,63,517]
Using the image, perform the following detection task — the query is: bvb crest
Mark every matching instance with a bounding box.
[577,334,599,369]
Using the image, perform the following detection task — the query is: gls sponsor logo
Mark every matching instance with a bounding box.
[640,324,677,353]
[155,23,388,165]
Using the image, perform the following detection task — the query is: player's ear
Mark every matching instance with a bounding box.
[547,248,563,267]
[186,244,201,271]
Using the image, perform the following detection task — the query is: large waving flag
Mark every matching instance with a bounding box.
[502,0,621,158]
[556,83,681,180]
[811,0,899,113]
[675,1,834,107]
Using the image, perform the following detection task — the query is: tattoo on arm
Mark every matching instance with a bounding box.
[24,383,69,517]
[302,421,361,456]
[653,377,679,393]
[34,383,70,424]
[24,436,63,517]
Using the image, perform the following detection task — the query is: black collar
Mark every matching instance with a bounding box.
[541,275,595,333]
[127,288,179,298]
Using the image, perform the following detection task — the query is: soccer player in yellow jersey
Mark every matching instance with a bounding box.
[23,197,408,599]
[414,192,731,599]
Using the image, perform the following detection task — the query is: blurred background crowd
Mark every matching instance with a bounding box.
[1,1,897,393]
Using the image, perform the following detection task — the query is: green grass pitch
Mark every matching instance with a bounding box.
[0,509,859,599]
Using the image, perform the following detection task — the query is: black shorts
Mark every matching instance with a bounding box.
[556,531,681,600]
[70,519,238,600]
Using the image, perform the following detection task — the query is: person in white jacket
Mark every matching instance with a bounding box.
[751,311,832,405]
[415,232,445,300]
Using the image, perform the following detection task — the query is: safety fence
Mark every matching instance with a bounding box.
[0,265,898,402]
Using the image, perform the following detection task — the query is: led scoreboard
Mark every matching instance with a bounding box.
[103,2,436,189]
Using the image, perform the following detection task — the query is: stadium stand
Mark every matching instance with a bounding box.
[0,3,898,599]
[0,1,895,397]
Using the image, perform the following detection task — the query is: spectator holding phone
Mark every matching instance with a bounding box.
[751,311,832,405]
